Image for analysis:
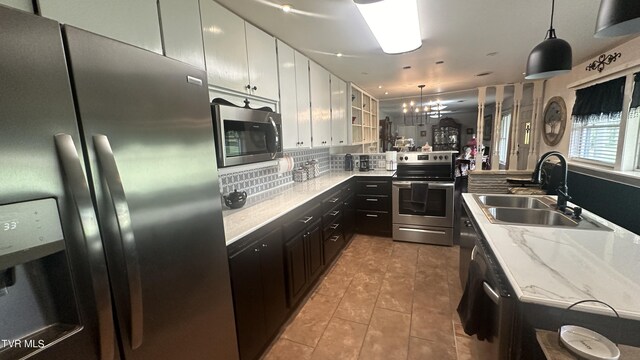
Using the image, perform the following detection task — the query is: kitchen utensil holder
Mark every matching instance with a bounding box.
[558,299,621,346]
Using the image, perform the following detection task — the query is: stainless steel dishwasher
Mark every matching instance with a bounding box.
[458,201,516,359]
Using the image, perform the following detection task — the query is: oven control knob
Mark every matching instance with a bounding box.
[445,155,448,160]
[404,156,408,160]
[398,157,402,161]
[438,155,443,160]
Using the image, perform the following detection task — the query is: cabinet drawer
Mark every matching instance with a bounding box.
[356,210,391,236]
[356,195,390,211]
[322,190,342,213]
[356,180,390,195]
[323,232,344,265]
[322,205,343,225]
[323,216,342,240]
[283,203,321,240]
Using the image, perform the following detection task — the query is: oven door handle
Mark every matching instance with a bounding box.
[393,181,454,189]
[483,281,501,305]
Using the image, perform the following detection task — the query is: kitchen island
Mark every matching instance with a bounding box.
[461,193,640,357]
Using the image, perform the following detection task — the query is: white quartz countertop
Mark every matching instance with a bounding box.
[223,170,394,245]
[462,193,640,320]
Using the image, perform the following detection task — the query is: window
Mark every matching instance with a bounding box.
[498,112,511,165]
[569,76,626,165]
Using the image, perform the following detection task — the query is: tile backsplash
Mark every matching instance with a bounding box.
[330,153,388,171]
[219,148,330,198]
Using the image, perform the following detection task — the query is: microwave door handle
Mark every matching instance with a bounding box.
[54,134,116,360]
[269,116,279,159]
[93,135,144,350]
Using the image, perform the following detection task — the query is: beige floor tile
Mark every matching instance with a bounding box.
[408,336,457,360]
[310,317,367,360]
[315,269,353,299]
[410,306,456,347]
[376,271,415,314]
[334,271,383,324]
[282,293,340,347]
[358,308,411,360]
[455,334,474,360]
[263,338,314,360]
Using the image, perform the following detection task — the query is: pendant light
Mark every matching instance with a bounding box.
[525,0,572,80]
[594,0,640,38]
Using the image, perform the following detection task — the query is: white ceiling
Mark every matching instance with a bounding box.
[215,0,631,113]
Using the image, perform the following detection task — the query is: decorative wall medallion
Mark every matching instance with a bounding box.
[586,52,622,73]
[542,97,567,147]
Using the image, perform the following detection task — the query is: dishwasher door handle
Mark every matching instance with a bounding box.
[483,281,500,305]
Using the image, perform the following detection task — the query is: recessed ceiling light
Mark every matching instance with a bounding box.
[475,71,493,77]
[384,91,389,95]
[281,4,292,13]
[336,53,343,57]
[403,66,412,70]
[486,52,498,56]
[435,60,444,64]
[378,85,382,89]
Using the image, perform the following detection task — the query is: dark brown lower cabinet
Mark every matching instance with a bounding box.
[229,228,287,360]
[284,219,323,307]
[343,194,356,242]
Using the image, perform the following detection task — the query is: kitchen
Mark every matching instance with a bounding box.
[1,1,639,360]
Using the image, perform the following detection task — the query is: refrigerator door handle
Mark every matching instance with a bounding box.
[93,134,144,350]
[54,134,115,360]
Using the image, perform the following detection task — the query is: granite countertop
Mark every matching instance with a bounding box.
[462,193,640,321]
[223,170,395,245]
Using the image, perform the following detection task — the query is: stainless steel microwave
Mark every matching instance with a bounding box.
[212,103,283,168]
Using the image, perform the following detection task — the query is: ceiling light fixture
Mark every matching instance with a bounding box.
[281,4,292,13]
[385,91,389,95]
[336,53,343,57]
[594,0,640,37]
[525,0,572,80]
[378,85,383,88]
[354,0,422,54]
[401,85,443,126]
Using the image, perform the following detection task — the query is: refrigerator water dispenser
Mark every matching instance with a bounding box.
[0,199,81,358]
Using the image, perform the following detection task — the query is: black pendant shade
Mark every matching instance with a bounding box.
[525,29,572,80]
[525,0,572,80]
[594,0,640,38]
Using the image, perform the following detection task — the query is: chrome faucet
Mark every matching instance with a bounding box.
[531,151,573,212]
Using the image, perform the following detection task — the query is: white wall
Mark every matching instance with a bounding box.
[538,36,640,155]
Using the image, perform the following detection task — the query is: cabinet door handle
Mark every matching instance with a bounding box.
[329,235,339,242]
[330,210,340,216]
[366,214,378,218]
[254,248,260,252]
[465,220,473,227]
[252,86,257,91]
[366,198,378,202]
[483,282,500,305]
[299,216,313,224]
[328,198,340,203]
[246,84,251,90]
[262,243,268,248]
[365,184,378,188]
[330,224,339,230]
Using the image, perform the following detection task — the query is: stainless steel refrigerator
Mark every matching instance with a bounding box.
[0,6,239,360]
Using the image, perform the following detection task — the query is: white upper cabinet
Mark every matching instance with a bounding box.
[37,0,162,54]
[331,75,348,146]
[309,61,331,147]
[277,40,299,149]
[245,23,279,101]
[200,0,278,101]
[200,0,249,94]
[295,51,312,148]
[1,0,34,12]
[277,40,312,149]
[158,0,205,69]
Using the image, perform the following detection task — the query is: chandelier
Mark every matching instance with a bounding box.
[401,85,447,126]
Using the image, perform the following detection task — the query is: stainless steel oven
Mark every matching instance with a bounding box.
[212,101,282,167]
[392,151,456,246]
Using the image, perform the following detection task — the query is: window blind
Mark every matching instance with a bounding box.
[569,77,625,165]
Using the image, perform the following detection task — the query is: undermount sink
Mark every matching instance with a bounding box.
[476,195,550,209]
[482,207,612,231]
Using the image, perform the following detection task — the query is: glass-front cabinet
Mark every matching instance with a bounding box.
[347,83,379,151]
[432,117,461,152]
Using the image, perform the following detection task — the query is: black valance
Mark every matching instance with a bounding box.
[571,76,625,116]
[631,72,640,109]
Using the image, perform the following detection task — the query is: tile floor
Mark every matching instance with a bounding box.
[263,234,477,360]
